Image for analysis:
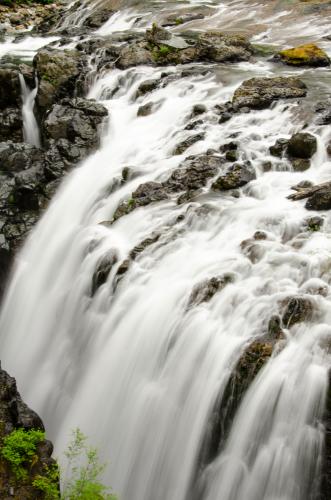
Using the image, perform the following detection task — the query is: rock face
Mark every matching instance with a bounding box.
[34,49,86,118]
[0,67,23,142]
[278,43,330,67]
[232,77,307,110]
[0,366,58,499]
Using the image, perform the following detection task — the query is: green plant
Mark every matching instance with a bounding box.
[1,428,45,480]
[61,429,117,500]
[33,464,60,500]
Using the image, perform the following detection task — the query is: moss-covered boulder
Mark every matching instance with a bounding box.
[278,43,330,67]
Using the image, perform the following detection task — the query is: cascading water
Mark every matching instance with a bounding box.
[19,73,41,147]
[0,1,330,499]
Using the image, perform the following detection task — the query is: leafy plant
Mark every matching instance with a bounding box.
[61,428,117,500]
[0,428,45,480]
[33,464,60,500]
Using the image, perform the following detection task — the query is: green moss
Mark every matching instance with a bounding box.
[175,18,184,25]
[279,43,330,65]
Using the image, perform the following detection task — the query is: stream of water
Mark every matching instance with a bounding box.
[0,1,330,499]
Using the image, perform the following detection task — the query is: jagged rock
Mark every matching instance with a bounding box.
[212,162,256,190]
[34,49,86,117]
[281,296,314,328]
[113,182,168,221]
[232,77,307,110]
[173,133,205,155]
[116,41,154,69]
[278,43,330,67]
[136,78,160,98]
[164,154,223,192]
[188,274,234,307]
[0,108,23,142]
[42,97,108,156]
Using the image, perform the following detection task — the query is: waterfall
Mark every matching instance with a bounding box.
[0,1,331,500]
[19,73,41,148]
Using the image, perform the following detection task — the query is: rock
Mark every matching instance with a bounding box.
[269,138,289,157]
[287,132,317,159]
[0,366,59,499]
[0,67,21,109]
[137,102,154,117]
[0,107,23,142]
[305,188,331,211]
[83,8,115,29]
[188,274,234,307]
[91,252,118,295]
[42,97,108,156]
[232,77,307,110]
[116,41,154,69]
[219,142,238,153]
[164,154,223,193]
[225,150,238,162]
[191,104,207,117]
[34,49,86,117]
[173,133,205,155]
[315,99,331,125]
[0,248,12,302]
[305,215,324,231]
[278,43,330,67]
[212,162,256,190]
[136,78,160,98]
[113,181,168,221]
[281,296,313,328]
[197,32,253,63]
[291,158,311,171]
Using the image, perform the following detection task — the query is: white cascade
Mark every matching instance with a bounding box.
[19,73,41,148]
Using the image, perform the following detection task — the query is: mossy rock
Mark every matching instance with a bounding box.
[278,43,330,67]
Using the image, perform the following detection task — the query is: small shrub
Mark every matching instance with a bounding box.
[1,428,45,480]
[33,464,60,499]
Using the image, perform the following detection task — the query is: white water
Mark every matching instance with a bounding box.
[1,1,331,500]
[19,74,41,147]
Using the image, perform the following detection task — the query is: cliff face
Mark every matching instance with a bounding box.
[0,366,58,499]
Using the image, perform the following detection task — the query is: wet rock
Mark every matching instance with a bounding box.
[185,119,204,131]
[91,252,118,295]
[315,99,331,125]
[269,138,289,157]
[0,247,12,301]
[212,162,256,190]
[278,43,330,67]
[191,104,207,117]
[83,8,115,29]
[240,232,268,263]
[286,132,317,159]
[292,180,314,191]
[164,154,223,192]
[136,78,160,98]
[42,97,108,157]
[188,274,234,307]
[305,215,324,231]
[215,102,234,123]
[219,142,238,153]
[137,102,154,117]
[225,150,238,162]
[291,158,311,171]
[232,77,307,110]
[301,278,328,297]
[173,133,205,155]
[305,187,331,211]
[116,40,154,69]
[130,233,161,260]
[281,296,313,328]
[177,189,202,204]
[34,49,86,117]
[162,10,208,27]
[113,181,168,221]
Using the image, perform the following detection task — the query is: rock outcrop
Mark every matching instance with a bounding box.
[278,43,330,67]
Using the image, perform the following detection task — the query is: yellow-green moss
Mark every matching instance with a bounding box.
[279,43,330,66]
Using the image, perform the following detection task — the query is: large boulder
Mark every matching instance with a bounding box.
[232,77,307,110]
[287,132,317,159]
[34,49,86,117]
[278,43,330,67]
[305,188,331,211]
[197,31,253,63]
[0,67,21,109]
